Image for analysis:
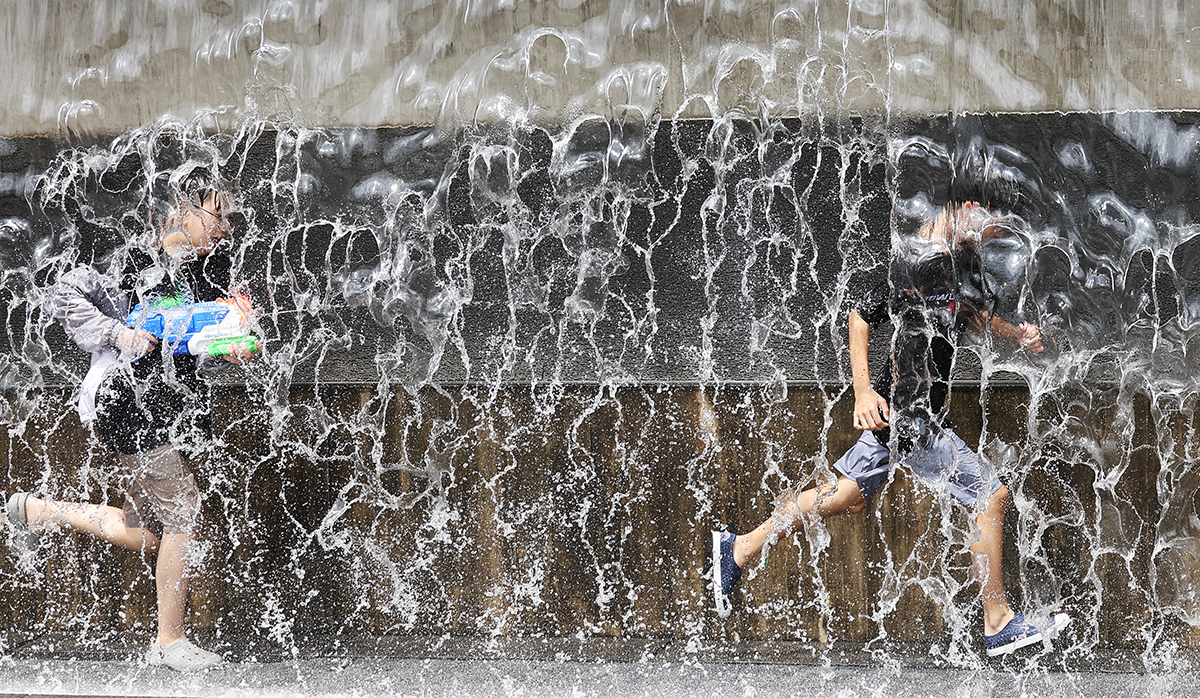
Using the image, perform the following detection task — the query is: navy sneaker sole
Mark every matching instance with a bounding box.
[711,531,732,618]
[710,530,745,618]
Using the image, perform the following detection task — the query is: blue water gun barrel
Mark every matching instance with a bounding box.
[125,301,232,356]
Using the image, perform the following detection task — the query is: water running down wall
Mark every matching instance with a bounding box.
[1,0,1200,673]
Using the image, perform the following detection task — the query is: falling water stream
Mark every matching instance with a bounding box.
[2,1,1200,695]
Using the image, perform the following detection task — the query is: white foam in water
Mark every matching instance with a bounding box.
[2,1,1200,695]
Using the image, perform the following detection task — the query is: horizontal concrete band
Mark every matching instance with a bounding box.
[4,112,1192,391]
[4,0,1199,135]
[4,633,1190,673]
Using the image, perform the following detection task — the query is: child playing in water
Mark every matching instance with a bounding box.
[6,166,258,671]
[711,200,1071,657]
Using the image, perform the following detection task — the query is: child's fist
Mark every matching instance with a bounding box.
[115,328,158,359]
[221,340,262,365]
[1017,323,1043,353]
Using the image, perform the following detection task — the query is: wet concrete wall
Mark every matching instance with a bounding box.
[1,118,894,388]
[5,112,1196,388]
[6,0,1200,136]
[1,109,1198,665]
[0,384,1191,658]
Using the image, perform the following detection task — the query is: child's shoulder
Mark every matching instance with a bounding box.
[56,262,120,293]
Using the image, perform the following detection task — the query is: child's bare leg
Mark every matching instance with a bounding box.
[970,484,1014,635]
[23,496,160,552]
[732,475,866,567]
[154,532,192,646]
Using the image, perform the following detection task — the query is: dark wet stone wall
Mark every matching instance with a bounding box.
[2,113,1200,662]
[0,384,1187,658]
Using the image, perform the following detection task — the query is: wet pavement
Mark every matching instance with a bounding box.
[0,655,1197,698]
[1,634,1197,697]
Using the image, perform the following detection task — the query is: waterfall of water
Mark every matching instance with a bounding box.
[1,0,1199,685]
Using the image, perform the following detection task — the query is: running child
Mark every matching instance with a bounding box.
[712,200,1070,657]
[6,165,258,671]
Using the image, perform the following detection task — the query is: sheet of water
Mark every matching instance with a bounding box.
[1,0,1199,681]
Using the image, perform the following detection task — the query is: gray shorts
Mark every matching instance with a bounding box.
[117,445,200,538]
[832,429,1002,506]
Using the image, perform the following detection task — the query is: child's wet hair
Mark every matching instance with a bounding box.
[178,167,223,208]
[948,172,1023,215]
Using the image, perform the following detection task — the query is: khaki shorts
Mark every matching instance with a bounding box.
[117,445,200,538]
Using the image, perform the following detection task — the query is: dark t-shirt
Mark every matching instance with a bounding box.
[95,249,231,454]
[855,246,989,447]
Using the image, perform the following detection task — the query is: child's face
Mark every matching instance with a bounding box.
[162,189,231,258]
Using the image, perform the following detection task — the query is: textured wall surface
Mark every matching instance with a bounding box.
[1,110,1199,665]
[3,1,1200,672]
[5,0,1200,136]
[2,385,1191,659]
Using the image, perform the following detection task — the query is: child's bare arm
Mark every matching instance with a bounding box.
[850,309,889,430]
[971,311,1044,353]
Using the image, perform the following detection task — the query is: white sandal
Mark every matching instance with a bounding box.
[5,492,41,550]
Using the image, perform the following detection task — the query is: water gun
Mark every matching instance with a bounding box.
[125,291,261,357]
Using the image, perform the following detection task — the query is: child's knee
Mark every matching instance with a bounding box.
[820,478,866,517]
[837,477,867,512]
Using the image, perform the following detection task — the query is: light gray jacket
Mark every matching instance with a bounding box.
[46,265,129,355]
[46,263,226,421]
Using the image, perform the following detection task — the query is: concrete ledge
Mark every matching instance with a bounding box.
[2,642,1200,698]
[5,631,1194,674]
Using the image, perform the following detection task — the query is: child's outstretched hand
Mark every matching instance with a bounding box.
[853,387,890,431]
[115,327,158,360]
[1017,322,1044,353]
[221,340,262,365]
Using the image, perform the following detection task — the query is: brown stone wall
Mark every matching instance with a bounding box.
[1,383,1194,657]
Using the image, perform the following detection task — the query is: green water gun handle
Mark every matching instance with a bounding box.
[203,336,262,356]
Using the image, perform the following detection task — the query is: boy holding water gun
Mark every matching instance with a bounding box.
[6,167,259,671]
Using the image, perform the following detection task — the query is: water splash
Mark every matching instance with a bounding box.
[0,0,1199,683]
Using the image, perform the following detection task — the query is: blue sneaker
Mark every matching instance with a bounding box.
[711,531,742,617]
[985,611,1072,657]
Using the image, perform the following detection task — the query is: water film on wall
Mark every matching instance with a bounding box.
[1,0,1199,672]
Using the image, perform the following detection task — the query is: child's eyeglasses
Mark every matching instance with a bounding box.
[192,203,228,221]
[188,191,230,223]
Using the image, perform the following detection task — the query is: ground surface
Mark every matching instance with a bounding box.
[0,655,1197,698]
[1,634,1197,697]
